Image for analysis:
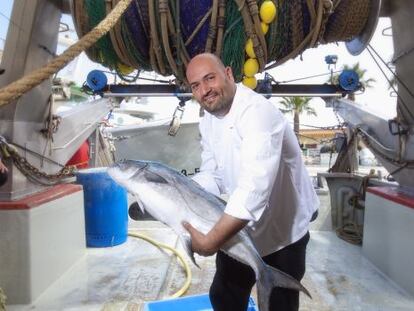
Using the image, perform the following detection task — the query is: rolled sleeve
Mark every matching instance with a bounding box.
[225,189,261,220]
[192,172,221,196]
[192,117,223,196]
[224,103,286,222]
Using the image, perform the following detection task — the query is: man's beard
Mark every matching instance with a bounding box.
[202,93,232,116]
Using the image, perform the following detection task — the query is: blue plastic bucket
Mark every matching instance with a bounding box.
[76,167,128,247]
[144,294,257,311]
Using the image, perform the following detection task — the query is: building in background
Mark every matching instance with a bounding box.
[299,128,343,165]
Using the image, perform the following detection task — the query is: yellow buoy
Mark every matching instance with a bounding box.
[261,22,269,35]
[245,39,256,58]
[242,76,257,89]
[117,63,135,75]
[243,58,259,77]
[260,1,277,24]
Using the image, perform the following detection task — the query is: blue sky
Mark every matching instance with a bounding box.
[0,1,396,127]
[0,1,13,49]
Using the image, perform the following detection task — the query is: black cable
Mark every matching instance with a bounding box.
[296,133,323,143]
[386,163,409,181]
[366,46,414,120]
[276,70,343,84]
[0,11,20,30]
[135,75,172,84]
[368,44,414,101]
[288,122,346,130]
[101,70,172,84]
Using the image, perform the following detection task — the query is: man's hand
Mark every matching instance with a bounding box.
[0,160,8,173]
[182,222,218,256]
[182,214,248,257]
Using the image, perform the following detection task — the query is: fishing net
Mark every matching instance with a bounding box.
[324,0,371,43]
[221,0,246,82]
[72,0,373,82]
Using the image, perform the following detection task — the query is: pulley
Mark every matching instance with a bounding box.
[256,73,273,99]
[86,70,108,92]
[338,70,360,92]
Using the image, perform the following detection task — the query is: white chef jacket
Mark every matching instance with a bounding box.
[192,83,319,256]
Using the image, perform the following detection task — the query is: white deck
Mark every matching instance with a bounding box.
[3,167,413,310]
[6,214,414,310]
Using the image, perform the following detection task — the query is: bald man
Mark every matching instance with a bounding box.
[183,53,319,311]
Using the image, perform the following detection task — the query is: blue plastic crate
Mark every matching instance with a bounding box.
[144,293,257,311]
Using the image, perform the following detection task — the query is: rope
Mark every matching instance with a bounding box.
[160,0,178,77]
[0,0,373,103]
[247,0,267,65]
[336,222,363,245]
[148,0,167,75]
[215,0,227,56]
[206,0,219,53]
[266,0,371,70]
[106,0,138,68]
[0,0,133,106]
[235,0,266,71]
[185,9,212,47]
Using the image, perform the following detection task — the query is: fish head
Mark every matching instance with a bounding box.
[107,159,149,189]
[108,160,177,221]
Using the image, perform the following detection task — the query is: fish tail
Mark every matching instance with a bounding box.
[257,264,311,311]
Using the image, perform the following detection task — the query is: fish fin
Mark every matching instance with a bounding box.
[144,171,168,184]
[180,234,200,268]
[133,195,145,214]
[257,265,311,311]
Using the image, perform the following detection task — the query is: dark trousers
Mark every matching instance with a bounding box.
[0,170,7,187]
[209,232,310,311]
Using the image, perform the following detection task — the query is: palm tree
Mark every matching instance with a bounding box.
[329,62,376,101]
[279,96,317,140]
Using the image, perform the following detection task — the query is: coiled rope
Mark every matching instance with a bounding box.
[0,0,133,106]
[0,0,372,106]
[74,0,372,82]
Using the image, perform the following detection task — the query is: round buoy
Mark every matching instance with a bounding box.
[260,1,277,24]
[245,39,256,58]
[243,58,259,77]
[261,22,269,35]
[242,76,258,89]
[117,63,135,75]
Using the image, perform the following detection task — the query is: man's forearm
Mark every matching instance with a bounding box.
[183,213,248,256]
[205,213,248,252]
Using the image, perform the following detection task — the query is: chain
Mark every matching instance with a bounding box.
[100,128,117,153]
[333,109,347,135]
[0,139,77,186]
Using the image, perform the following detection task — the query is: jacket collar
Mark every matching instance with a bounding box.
[223,83,248,125]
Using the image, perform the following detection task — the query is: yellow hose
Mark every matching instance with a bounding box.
[127,231,192,298]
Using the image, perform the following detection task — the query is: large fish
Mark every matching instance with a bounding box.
[108,160,311,311]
